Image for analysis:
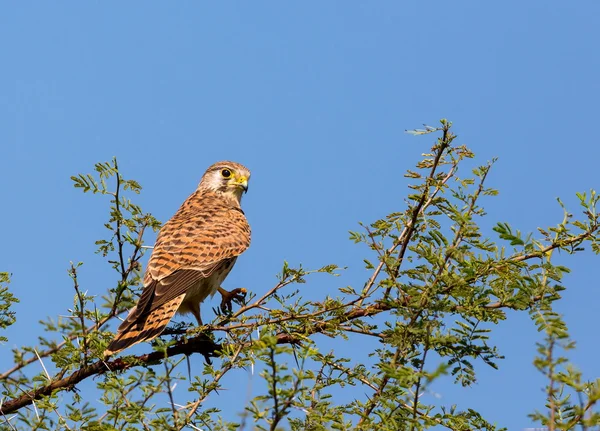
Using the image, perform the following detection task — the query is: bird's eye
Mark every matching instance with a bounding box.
[221,169,232,178]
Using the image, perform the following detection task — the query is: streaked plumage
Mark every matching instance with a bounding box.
[104,161,251,356]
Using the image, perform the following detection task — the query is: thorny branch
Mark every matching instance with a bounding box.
[356,347,401,428]
[69,263,88,366]
[0,224,147,382]
[268,347,281,431]
[411,327,431,431]
[113,162,127,278]
[548,338,556,431]
[184,343,244,423]
[0,335,218,416]
[2,125,599,430]
[1,219,595,418]
[357,123,456,307]
[382,124,453,300]
[0,167,152,382]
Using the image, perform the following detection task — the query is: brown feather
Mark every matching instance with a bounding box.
[104,294,186,356]
[104,161,251,357]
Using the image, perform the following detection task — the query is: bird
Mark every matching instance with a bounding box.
[104,161,251,356]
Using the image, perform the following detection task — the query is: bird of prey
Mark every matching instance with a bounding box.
[104,161,251,356]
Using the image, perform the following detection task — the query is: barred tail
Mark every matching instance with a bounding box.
[104,294,186,357]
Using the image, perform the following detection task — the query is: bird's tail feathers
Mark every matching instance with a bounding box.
[104,294,186,357]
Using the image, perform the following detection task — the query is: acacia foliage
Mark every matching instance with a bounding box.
[1,120,599,430]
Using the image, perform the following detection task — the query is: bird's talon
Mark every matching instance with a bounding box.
[219,287,247,314]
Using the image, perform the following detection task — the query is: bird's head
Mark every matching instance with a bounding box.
[198,161,251,203]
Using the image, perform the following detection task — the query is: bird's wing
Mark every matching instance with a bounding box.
[104,292,188,356]
[119,203,250,331]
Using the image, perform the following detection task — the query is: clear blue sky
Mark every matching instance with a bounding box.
[2,3,599,429]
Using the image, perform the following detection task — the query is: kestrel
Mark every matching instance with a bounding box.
[104,161,251,356]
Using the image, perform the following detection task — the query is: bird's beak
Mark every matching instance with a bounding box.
[235,176,249,193]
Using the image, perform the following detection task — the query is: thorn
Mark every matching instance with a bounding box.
[186,356,192,381]
[34,349,51,382]
[31,398,40,421]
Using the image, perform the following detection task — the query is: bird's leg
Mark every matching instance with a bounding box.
[190,304,203,326]
[217,286,247,314]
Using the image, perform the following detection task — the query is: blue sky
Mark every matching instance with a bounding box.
[2,2,600,429]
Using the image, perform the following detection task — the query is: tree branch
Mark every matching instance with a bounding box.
[0,218,149,381]
[0,335,218,415]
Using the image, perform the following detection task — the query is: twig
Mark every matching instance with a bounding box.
[357,348,401,427]
[184,343,244,422]
[411,327,431,431]
[0,335,219,415]
[113,162,127,278]
[269,346,280,431]
[224,275,306,323]
[0,411,18,431]
[70,262,88,365]
[271,364,301,431]
[163,358,185,428]
[548,338,556,431]
[512,230,595,263]
[381,123,455,301]
[0,308,128,381]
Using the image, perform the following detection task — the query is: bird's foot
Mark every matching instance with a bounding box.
[217,287,247,314]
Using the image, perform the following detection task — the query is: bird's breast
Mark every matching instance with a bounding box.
[179,257,238,308]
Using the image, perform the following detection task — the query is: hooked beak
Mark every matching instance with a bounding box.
[235,176,249,193]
